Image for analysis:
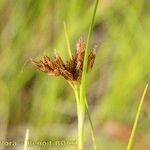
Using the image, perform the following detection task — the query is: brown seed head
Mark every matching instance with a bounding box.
[31,38,96,83]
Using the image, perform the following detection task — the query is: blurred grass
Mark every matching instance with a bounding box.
[0,0,150,149]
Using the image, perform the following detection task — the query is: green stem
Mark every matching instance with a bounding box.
[64,1,99,148]
[126,84,148,150]
[64,21,83,149]
[73,85,83,150]
[63,21,72,59]
[79,0,99,149]
[73,86,81,149]
[73,86,97,150]
[23,129,29,150]
[85,98,97,150]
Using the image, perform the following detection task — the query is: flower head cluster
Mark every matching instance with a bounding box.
[31,38,96,83]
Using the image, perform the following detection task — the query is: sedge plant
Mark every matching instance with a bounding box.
[31,36,96,150]
[64,20,97,149]
[31,0,99,149]
[65,0,99,149]
[79,0,99,149]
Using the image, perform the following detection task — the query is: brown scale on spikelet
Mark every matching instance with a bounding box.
[31,37,96,83]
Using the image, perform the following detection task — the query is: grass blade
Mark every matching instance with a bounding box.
[63,21,72,59]
[23,129,29,150]
[85,98,97,150]
[64,1,99,149]
[73,86,97,150]
[126,84,148,150]
[79,0,99,149]
[64,17,97,149]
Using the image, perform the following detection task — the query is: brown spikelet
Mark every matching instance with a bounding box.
[75,38,85,70]
[31,38,97,83]
[87,46,96,71]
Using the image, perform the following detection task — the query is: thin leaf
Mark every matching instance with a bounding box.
[64,21,72,59]
[23,129,29,150]
[79,0,99,149]
[126,84,149,150]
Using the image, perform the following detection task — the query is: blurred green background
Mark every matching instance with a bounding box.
[0,0,150,149]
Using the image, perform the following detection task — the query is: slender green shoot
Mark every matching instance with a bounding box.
[23,129,29,150]
[73,86,81,149]
[64,23,80,148]
[126,84,148,150]
[79,0,99,149]
[74,85,97,150]
[64,17,97,149]
[64,20,82,149]
[85,98,97,150]
[64,21,72,59]
[63,1,99,149]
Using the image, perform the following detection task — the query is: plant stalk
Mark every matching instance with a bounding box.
[85,98,97,150]
[23,129,29,150]
[79,0,99,149]
[126,84,148,150]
